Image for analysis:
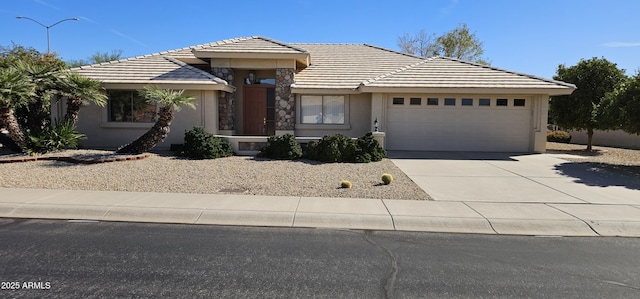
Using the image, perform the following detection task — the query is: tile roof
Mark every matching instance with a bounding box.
[72,54,227,86]
[290,44,422,90]
[360,56,576,91]
[194,36,308,54]
[72,36,574,95]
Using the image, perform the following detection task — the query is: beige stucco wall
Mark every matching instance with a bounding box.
[531,95,549,153]
[74,90,217,150]
[294,93,372,138]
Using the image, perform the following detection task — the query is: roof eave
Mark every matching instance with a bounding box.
[192,50,310,61]
[291,87,361,94]
[101,81,235,92]
[358,86,576,96]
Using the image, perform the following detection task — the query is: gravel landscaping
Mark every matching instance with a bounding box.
[3,142,638,200]
[0,149,432,200]
[546,142,640,177]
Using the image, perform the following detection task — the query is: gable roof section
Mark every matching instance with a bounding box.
[290,44,422,92]
[359,57,576,95]
[192,36,310,62]
[72,55,233,91]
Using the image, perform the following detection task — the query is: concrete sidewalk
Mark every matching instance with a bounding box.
[2,187,640,237]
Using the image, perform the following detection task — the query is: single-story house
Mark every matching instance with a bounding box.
[61,36,576,154]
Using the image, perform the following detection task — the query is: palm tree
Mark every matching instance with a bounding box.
[56,71,107,126]
[0,67,35,150]
[116,85,196,154]
[13,60,60,136]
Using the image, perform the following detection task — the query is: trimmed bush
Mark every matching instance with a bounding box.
[341,180,352,188]
[261,134,303,160]
[547,130,572,143]
[355,132,386,163]
[179,126,233,159]
[381,173,393,185]
[304,132,386,163]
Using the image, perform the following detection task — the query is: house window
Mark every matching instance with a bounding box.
[300,95,345,124]
[497,99,508,106]
[108,90,156,122]
[479,98,491,106]
[392,97,405,105]
[410,98,421,105]
[514,99,526,107]
[461,98,473,106]
[444,98,456,106]
[427,98,439,106]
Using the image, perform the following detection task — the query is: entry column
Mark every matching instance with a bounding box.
[212,67,235,135]
[275,68,295,135]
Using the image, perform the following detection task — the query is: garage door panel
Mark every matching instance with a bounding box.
[387,102,531,152]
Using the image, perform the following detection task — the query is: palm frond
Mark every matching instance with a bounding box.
[138,85,196,111]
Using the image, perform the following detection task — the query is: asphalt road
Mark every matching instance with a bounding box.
[1,218,639,298]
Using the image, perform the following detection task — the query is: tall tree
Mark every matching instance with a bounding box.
[397,23,488,64]
[13,60,61,136]
[549,57,627,150]
[116,85,196,154]
[600,72,640,134]
[1,44,66,138]
[0,43,66,70]
[66,50,123,68]
[0,67,35,150]
[56,71,107,126]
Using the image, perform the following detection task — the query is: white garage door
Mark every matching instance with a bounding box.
[386,96,532,152]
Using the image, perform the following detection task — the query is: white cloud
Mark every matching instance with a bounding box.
[33,0,60,10]
[79,16,98,24]
[601,42,640,47]
[111,30,147,47]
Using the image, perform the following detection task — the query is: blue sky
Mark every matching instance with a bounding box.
[1,0,639,79]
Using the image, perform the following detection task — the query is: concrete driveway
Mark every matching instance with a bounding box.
[389,151,640,205]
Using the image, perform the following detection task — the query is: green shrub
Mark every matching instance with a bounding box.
[261,134,302,160]
[341,180,352,188]
[355,132,386,163]
[305,140,319,161]
[304,132,386,163]
[547,130,572,143]
[26,119,85,154]
[381,173,393,185]
[304,133,351,163]
[179,126,233,159]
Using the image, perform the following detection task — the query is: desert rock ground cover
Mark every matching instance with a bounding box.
[0,149,431,200]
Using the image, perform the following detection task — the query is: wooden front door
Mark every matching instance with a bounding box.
[243,85,275,135]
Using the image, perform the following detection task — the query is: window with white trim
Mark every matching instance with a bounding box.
[300,95,345,124]
[107,90,156,122]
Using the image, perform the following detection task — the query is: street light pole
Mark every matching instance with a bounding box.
[16,16,79,54]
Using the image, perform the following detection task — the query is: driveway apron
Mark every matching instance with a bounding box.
[389,151,640,204]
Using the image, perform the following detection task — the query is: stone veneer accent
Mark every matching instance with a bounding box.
[212,67,235,131]
[275,68,295,131]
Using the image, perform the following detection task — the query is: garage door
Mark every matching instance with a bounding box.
[386,96,531,152]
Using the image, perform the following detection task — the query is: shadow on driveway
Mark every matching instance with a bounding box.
[554,162,640,191]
